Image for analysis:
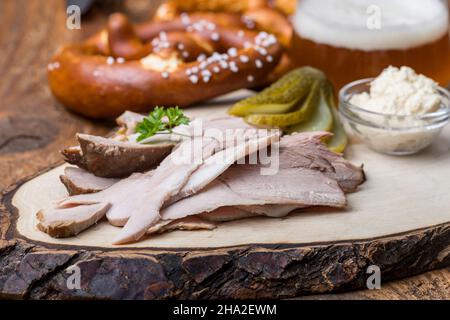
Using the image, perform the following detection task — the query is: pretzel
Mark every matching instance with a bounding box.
[48,11,284,119]
[154,0,295,84]
[155,0,294,47]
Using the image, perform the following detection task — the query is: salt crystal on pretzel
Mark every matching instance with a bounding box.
[227,47,238,57]
[239,55,249,63]
[189,75,199,84]
[211,32,220,41]
[229,61,239,73]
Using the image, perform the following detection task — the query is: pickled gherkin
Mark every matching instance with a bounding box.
[245,82,321,128]
[228,67,348,152]
[327,107,347,153]
[286,88,333,133]
[324,84,347,153]
[228,67,323,116]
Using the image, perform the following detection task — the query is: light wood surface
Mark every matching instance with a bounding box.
[0,0,449,300]
[12,101,450,249]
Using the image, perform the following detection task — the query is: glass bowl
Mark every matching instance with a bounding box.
[339,79,450,155]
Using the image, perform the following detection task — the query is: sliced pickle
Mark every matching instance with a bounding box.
[325,85,347,153]
[286,88,333,134]
[327,107,347,153]
[244,82,321,128]
[228,67,325,116]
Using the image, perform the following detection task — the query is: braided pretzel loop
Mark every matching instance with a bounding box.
[155,0,294,47]
[48,10,286,118]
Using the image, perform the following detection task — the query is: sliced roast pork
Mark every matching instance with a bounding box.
[57,117,266,216]
[53,129,279,242]
[114,130,280,244]
[60,132,364,200]
[278,132,365,192]
[37,202,214,238]
[38,121,365,243]
[116,111,145,135]
[50,135,224,239]
[57,170,155,227]
[199,206,260,222]
[147,216,217,235]
[58,169,298,223]
[58,131,363,224]
[62,134,174,178]
[37,202,111,238]
[161,166,346,222]
[198,205,301,222]
[60,167,118,195]
[235,204,302,218]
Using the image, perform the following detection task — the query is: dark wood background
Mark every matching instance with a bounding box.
[0,0,448,299]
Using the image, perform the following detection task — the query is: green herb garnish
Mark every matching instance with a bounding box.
[136,106,190,142]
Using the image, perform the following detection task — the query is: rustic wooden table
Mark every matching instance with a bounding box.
[0,0,448,300]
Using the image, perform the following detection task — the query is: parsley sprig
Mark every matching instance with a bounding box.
[136,106,190,142]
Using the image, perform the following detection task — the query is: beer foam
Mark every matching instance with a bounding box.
[293,0,449,51]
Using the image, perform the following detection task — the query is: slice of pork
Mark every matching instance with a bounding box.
[58,170,153,227]
[199,205,302,222]
[161,166,346,222]
[60,167,118,195]
[62,134,174,178]
[279,132,365,192]
[236,204,302,218]
[147,216,216,235]
[116,111,145,135]
[199,206,260,222]
[36,202,111,238]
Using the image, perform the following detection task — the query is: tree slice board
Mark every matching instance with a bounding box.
[1,90,449,299]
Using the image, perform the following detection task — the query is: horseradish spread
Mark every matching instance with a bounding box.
[350,66,441,115]
[341,66,449,155]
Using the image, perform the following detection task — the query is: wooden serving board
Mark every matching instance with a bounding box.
[1,90,449,299]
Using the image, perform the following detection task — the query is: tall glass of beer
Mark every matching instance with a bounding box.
[290,0,450,89]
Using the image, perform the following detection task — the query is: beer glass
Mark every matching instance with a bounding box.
[290,0,450,89]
